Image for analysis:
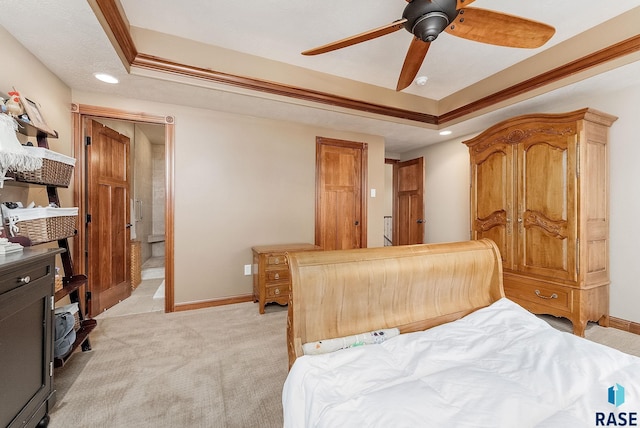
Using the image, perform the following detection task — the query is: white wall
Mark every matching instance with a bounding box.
[407,82,640,324]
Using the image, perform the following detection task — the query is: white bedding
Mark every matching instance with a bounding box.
[283,298,640,428]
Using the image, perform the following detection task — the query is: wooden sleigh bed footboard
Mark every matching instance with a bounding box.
[286,239,505,368]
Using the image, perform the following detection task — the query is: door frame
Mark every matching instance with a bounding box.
[71,103,176,313]
[315,137,368,249]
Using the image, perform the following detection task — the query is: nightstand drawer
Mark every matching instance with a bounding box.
[266,255,288,266]
[266,269,289,282]
[266,284,288,298]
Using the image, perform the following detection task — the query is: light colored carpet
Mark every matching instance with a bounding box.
[50,302,639,427]
[540,314,640,357]
[51,302,288,428]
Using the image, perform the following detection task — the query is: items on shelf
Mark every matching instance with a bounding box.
[0,237,23,254]
[0,88,95,372]
[0,113,43,187]
[9,145,76,187]
[4,90,24,117]
[1,201,78,245]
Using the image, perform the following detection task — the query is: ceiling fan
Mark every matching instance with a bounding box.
[302,0,555,91]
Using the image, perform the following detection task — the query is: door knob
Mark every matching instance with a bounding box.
[416,219,425,224]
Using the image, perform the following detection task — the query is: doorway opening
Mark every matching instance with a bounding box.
[71,104,175,317]
[385,157,425,246]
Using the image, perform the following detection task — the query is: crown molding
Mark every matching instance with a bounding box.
[93,0,640,127]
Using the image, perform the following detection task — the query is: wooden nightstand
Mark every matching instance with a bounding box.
[252,243,321,314]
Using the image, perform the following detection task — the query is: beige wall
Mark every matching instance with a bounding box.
[71,90,386,305]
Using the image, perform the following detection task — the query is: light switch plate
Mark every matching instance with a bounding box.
[244,264,252,276]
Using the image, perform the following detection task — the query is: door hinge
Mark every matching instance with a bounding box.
[85,136,91,146]
[50,295,54,311]
[86,213,91,224]
[50,361,53,377]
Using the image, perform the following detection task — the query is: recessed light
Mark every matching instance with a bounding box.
[94,73,119,84]
[439,130,452,136]
[415,76,428,86]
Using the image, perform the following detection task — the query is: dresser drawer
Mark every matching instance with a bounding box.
[505,281,572,312]
[266,254,288,266]
[266,269,289,282]
[265,284,289,299]
[0,261,51,295]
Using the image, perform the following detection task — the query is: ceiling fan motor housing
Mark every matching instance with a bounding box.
[403,0,459,42]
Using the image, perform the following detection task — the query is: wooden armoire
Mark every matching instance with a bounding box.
[463,108,617,336]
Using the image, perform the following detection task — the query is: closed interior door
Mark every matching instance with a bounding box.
[394,157,425,245]
[86,118,131,315]
[315,137,367,250]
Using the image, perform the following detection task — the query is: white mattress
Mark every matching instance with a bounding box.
[283,298,640,428]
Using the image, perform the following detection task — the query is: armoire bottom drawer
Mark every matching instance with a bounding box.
[505,282,572,312]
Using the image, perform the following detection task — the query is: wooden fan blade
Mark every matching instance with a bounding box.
[445,8,555,48]
[302,19,407,55]
[456,0,475,9]
[396,37,430,91]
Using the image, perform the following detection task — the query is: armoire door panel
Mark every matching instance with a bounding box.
[517,137,576,281]
[471,144,514,269]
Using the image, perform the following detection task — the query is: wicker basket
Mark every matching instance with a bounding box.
[5,207,78,245]
[55,274,63,292]
[12,158,74,187]
[9,147,76,187]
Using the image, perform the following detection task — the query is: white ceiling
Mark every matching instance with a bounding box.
[1,0,639,153]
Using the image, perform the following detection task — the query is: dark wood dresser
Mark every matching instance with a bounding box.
[252,243,321,314]
[0,247,63,428]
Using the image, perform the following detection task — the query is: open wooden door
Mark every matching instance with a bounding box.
[394,157,425,245]
[85,119,131,315]
[315,137,367,250]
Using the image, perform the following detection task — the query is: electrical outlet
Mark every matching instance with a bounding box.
[244,264,252,276]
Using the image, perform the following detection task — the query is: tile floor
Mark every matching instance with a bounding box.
[95,257,165,319]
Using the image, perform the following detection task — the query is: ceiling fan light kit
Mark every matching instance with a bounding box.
[302,0,555,92]
[404,0,458,43]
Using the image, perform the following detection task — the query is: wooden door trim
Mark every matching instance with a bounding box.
[315,137,368,248]
[71,103,175,312]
